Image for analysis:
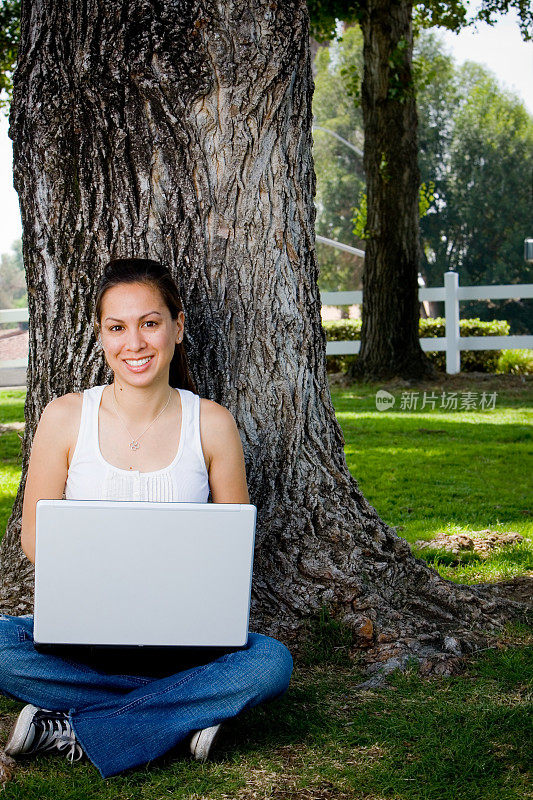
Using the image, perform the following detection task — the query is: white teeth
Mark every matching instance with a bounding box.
[125,356,152,366]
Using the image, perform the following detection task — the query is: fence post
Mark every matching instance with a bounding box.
[444,271,460,374]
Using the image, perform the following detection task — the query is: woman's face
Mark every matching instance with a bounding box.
[99,282,184,386]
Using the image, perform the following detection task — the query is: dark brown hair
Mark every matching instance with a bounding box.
[94,258,198,393]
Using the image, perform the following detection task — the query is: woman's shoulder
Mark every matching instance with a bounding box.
[45,385,102,411]
[177,388,229,417]
[196,395,235,423]
[41,385,103,427]
[43,391,81,414]
[40,388,105,460]
[197,397,240,452]
[30,393,83,465]
[179,390,237,432]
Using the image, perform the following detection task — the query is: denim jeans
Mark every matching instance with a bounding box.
[0,613,293,779]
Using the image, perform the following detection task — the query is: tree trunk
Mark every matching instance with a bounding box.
[353,0,436,381]
[1,0,524,680]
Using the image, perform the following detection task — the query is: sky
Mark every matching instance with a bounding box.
[0,11,532,256]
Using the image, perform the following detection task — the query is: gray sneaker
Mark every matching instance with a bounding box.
[5,704,84,763]
[189,724,222,761]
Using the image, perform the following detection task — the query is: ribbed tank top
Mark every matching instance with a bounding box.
[64,384,210,503]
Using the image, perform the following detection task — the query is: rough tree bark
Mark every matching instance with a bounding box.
[352,0,437,381]
[0,0,525,681]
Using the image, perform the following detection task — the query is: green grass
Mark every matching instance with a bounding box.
[0,377,531,798]
[0,389,25,535]
[0,623,530,799]
[330,376,533,586]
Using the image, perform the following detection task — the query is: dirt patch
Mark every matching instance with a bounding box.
[413,530,524,557]
[223,767,357,800]
[328,371,533,395]
[222,742,388,800]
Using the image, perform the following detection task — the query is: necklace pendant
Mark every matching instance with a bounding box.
[129,440,140,450]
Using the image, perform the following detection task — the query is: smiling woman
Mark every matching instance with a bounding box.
[1,257,293,780]
[21,257,252,551]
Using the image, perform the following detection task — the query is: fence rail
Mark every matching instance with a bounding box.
[321,271,533,374]
[2,272,533,374]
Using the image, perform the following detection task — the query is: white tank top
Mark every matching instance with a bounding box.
[64,384,210,503]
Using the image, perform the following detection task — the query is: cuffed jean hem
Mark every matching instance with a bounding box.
[66,637,293,778]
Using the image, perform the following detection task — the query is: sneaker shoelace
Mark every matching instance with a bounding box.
[30,713,84,763]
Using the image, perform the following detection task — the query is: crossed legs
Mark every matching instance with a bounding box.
[0,614,293,778]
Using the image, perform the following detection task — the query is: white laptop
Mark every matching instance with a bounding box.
[33,500,256,661]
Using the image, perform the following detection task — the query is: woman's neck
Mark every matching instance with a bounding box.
[107,378,175,425]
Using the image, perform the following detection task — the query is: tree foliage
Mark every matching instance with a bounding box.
[306,0,532,41]
[420,62,533,285]
[313,24,533,333]
[417,54,533,331]
[312,25,365,292]
[352,181,435,240]
[0,0,19,109]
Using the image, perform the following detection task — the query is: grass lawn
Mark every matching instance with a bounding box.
[329,372,533,586]
[0,374,531,799]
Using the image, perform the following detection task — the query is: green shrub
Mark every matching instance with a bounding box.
[496,348,533,375]
[322,317,512,374]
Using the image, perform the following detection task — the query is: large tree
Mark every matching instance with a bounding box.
[0,0,527,684]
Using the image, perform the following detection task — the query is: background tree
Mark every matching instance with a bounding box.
[312,25,533,332]
[419,62,533,333]
[308,0,532,380]
[0,0,526,682]
[0,238,25,311]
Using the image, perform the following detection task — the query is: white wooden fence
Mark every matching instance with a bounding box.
[321,271,533,374]
[2,271,533,375]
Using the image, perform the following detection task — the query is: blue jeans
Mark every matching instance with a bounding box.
[0,613,293,779]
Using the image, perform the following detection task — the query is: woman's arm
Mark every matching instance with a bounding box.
[201,400,250,504]
[21,395,77,564]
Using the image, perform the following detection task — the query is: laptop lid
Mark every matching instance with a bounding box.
[34,500,256,649]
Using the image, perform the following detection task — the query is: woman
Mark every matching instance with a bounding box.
[0,258,293,779]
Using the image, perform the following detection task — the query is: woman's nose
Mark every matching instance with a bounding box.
[125,327,147,351]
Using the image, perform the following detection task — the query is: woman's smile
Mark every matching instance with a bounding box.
[123,355,155,372]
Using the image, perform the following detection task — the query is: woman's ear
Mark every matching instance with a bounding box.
[176,311,185,344]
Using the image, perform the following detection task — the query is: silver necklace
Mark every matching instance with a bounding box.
[111,384,172,450]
